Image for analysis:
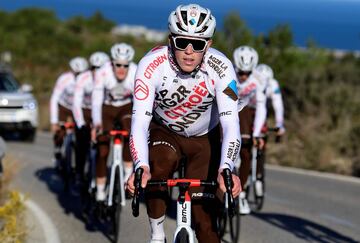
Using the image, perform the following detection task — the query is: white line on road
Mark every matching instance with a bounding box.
[22,195,61,243]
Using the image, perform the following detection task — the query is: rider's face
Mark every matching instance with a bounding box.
[171,35,212,73]
[113,61,129,81]
[237,70,251,83]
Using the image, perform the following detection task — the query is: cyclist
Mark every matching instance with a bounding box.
[233,46,269,214]
[254,64,285,198]
[127,4,241,242]
[50,57,89,170]
[72,52,109,186]
[91,43,137,202]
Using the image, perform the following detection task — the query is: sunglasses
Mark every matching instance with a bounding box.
[91,65,99,70]
[172,36,208,52]
[237,70,252,76]
[114,63,129,68]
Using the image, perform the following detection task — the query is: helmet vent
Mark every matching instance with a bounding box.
[181,11,188,24]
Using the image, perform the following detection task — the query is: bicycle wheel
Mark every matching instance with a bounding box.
[217,207,227,238]
[175,228,189,243]
[229,198,240,243]
[113,168,122,243]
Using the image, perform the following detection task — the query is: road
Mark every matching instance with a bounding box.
[6,132,360,243]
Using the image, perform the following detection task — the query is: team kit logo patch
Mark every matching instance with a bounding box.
[223,80,238,101]
[134,79,149,100]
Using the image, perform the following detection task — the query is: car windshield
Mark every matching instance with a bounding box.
[0,73,19,92]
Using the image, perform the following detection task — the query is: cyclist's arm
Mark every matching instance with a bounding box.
[253,87,267,137]
[50,74,69,124]
[130,57,157,170]
[92,69,105,127]
[72,73,88,128]
[269,79,285,128]
[214,61,241,171]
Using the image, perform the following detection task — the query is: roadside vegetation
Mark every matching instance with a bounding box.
[0,156,26,243]
[0,8,359,177]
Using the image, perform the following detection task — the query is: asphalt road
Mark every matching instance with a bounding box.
[6,132,360,243]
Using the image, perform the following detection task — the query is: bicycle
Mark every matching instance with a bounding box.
[101,128,128,243]
[217,169,240,243]
[54,121,76,192]
[246,127,280,212]
[132,167,236,243]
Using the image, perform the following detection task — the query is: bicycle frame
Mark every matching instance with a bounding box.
[132,168,235,243]
[107,130,128,207]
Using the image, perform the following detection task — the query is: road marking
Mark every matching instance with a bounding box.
[267,164,360,184]
[22,195,61,243]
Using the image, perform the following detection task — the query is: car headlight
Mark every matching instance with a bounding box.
[23,100,37,110]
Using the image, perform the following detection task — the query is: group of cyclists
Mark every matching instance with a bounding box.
[49,3,285,242]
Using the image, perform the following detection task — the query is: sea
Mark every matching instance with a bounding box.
[1,0,360,51]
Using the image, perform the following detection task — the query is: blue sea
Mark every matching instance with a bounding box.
[1,0,360,51]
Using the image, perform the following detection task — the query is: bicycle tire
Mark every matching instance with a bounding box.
[175,228,189,243]
[217,208,227,238]
[229,199,240,243]
[113,168,122,243]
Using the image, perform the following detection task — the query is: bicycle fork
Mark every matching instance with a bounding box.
[174,189,195,243]
[107,139,126,207]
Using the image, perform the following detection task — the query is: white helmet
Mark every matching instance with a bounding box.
[69,57,89,73]
[89,52,110,68]
[255,64,274,80]
[168,4,216,38]
[233,46,259,72]
[110,43,135,62]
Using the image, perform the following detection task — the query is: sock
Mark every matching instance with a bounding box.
[124,166,133,183]
[96,183,106,201]
[149,215,166,241]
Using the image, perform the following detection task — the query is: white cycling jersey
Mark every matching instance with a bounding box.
[72,70,93,128]
[236,69,268,137]
[91,61,137,126]
[266,78,284,128]
[50,71,76,124]
[130,46,241,171]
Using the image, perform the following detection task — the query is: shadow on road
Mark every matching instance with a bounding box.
[252,212,359,243]
[34,166,113,242]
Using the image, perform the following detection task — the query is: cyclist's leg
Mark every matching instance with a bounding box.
[146,122,181,241]
[238,106,254,188]
[54,105,71,169]
[182,126,221,243]
[118,103,133,183]
[95,104,114,201]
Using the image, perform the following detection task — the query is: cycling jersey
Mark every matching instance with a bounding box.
[92,61,137,126]
[130,46,240,171]
[73,70,93,128]
[50,71,76,124]
[236,70,268,137]
[265,78,284,128]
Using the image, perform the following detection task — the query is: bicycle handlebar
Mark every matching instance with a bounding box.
[131,168,237,218]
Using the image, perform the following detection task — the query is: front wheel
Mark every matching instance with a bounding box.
[217,208,227,238]
[229,198,240,243]
[175,228,189,243]
[113,169,122,243]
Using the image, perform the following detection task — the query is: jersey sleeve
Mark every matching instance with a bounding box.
[92,69,105,126]
[72,73,88,128]
[253,88,267,137]
[269,79,284,128]
[212,56,241,171]
[50,74,68,124]
[130,56,158,170]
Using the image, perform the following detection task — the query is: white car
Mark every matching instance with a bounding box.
[0,64,38,142]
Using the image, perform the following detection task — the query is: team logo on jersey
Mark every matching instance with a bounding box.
[223,80,238,101]
[134,79,149,100]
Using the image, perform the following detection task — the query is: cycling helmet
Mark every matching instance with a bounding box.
[168,4,216,38]
[255,64,274,80]
[69,57,89,73]
[89,52,110,68]
[233,46,259,72]
[110,43,135,62]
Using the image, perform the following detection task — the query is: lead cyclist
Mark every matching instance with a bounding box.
[127,4,241,243]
